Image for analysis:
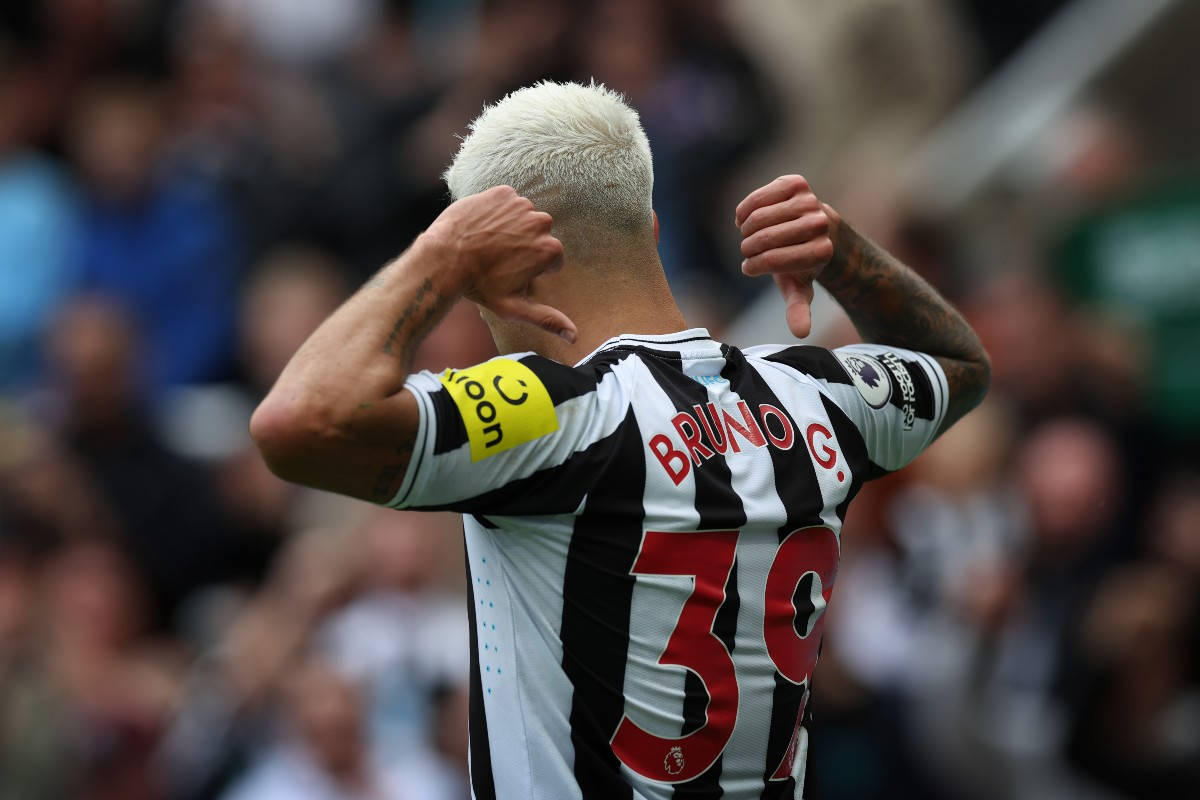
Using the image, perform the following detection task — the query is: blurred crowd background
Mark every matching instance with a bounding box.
[0,1,1197,799]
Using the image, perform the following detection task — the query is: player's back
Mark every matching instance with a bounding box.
[389,328,948,799]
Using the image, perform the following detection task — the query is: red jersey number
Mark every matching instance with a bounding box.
[610,526,839,784]
[610,530,740,783]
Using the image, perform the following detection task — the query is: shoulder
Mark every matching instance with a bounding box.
[434,351,634,410]
[741,343,852,386]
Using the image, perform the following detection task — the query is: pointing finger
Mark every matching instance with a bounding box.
[491,297,578,344]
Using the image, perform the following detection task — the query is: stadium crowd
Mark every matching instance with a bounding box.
[0,1,1197,799]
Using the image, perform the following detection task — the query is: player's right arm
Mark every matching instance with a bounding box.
[249,186,574,503]
[736,175,990,438]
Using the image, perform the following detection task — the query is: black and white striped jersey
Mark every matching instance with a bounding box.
[385,328,947,800]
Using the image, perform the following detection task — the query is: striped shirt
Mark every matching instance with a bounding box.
[386,328,947,800]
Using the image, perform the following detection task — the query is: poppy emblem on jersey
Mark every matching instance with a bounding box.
[835,352,892,409]
[440,359,557,461]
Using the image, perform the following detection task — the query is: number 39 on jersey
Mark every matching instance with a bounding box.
[611,526,839,785]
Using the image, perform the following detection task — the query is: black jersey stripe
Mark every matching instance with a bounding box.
[912,350,946,420]
[762,345,852,385]
[721,347,829,800]
[640,352,747,800]
[724,346,826,535]
[431,387,469,455]
[644,355,750,531]
[819,395,884,513]
[407,418,628,515]
[518,351,629,406]
[465,551,498,800]
[562,409,645,800]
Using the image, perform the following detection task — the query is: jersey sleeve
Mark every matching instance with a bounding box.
[749,342,948,473]
[822,344,948,471]
[382,353,629,515]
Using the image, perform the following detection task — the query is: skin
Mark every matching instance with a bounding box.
[252,176,988,501]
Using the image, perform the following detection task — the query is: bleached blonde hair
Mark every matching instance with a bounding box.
[443,81,654,238]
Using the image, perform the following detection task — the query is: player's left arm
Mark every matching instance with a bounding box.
[736,175,989,438]
[250,186,574,503]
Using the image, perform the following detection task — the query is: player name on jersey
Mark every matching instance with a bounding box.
[649,400,795,485]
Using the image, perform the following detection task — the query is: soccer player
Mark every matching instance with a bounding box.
[251,82,989,800]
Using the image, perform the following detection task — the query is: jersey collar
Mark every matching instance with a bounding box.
[574,328,717,366]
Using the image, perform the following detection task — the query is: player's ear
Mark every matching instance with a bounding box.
[652,210,659,244]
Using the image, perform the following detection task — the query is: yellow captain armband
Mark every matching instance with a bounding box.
[440,358,558,461]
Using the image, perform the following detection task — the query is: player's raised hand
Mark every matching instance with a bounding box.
[734,175,836,339]
[425,185,576,342]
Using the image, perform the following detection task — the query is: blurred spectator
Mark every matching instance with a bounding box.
[0,0,175,150]
[1145,472,1200,576]
[44,297,241,625]
[0,538,179,800]
[178,246,358,572]
[168,0,453,279]
[196,0,383,68]
[68,78,241,390]
[0,415,121,548]
[806,648,959,800]
[0,141,78,388]
[967,272,1082,421]
[971,419,1124,744]
[318,509,469,760]
[237,246,350,395]
[832,399,1024,691]
[220,656,457,800]
[157,531,357,800]
[1062,563,1200,799]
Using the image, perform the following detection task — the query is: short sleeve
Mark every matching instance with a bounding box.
[384,353,630,515]
[822,344,948,471]
[748,341,948,473]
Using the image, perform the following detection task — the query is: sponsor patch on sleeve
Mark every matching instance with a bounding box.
[834,351,892,409]
[878,351,917,430]
[440,358,557,461]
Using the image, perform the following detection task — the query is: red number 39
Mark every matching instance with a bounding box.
[610,526,838,784]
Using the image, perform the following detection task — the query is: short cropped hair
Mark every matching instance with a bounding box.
[444,81,654,235]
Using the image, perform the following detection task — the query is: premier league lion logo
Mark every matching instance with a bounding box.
[835,352,893,409]
[664,746,685,776]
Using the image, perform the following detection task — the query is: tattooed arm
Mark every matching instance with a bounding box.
[819,212,989,434]
[736,175,989,436]
[250,186,573,502]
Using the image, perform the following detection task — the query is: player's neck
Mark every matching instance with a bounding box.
[565,287,691,362]
[491,256,690,365]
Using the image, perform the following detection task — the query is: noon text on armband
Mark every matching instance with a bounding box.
[648,400,794,486]
[880,351,916,431]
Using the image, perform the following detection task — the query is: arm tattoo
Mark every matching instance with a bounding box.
[370,433,416,504]
[822,221,990,435]
[381,277,444,363]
